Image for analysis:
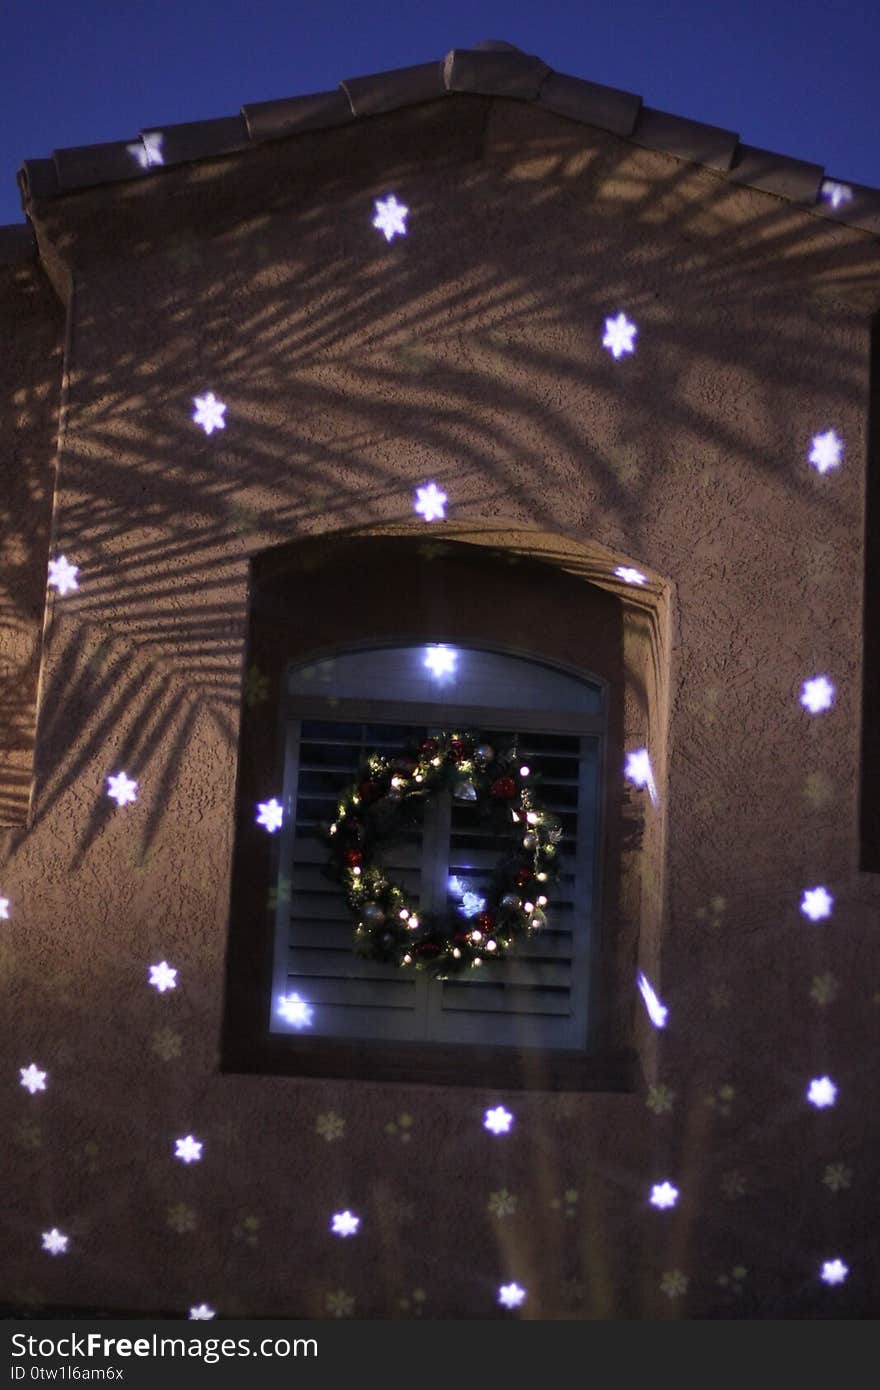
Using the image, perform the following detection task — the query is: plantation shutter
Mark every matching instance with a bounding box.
[271,647,603,1052]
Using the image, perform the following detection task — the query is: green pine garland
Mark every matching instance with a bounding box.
[324,729,562,977]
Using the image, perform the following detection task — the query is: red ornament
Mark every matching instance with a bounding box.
[515,867,533,889]
[448,737,469,762]
[358,780,380,802]
[476,911,496,932]
[419,739,439,755]
[490,777,517,800]
[345,849,363,868]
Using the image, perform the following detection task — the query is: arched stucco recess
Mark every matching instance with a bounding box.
[249,518,673,1084]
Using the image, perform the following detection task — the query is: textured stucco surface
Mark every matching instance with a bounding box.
[2,96,880,1318]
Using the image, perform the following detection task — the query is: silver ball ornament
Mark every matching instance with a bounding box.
[475,743,495,763]
[361,902,386,928]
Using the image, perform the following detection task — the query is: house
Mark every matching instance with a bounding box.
[2,38,879,1319]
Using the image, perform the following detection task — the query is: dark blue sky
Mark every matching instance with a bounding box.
[2,0,878,226]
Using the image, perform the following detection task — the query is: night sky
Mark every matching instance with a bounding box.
[1,0,879,227]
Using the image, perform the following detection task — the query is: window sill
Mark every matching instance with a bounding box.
[220,1034,639,1092]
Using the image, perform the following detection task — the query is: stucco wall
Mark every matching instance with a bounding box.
[2,97,880,1318]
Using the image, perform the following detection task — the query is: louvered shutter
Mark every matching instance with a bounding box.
[270,648,602,1052]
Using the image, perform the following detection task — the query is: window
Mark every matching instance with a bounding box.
[271,645,603,1051]
[222,533,639,1090]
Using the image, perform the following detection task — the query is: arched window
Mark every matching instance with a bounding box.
[223,534,639,1091]
[273,645,605,1050]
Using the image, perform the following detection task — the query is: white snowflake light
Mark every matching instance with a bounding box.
[820,180,853,210]
[188,1304,216,1320]
[483,1106,513,1135]
[800,886,833,922]
[372,194,408,241]
[174,1135,203,1164]
[820,1258,849,1286]
[256,798,284,833]
[20,1064,47,1095]
[0,896,9,919]
[449,876,486,919]
[192,392,227,436]
[423,645,457,679]
[808,430,843,475]
[127,132,164,168]
[47,555,79,596]
[331,1210,360,1238]
[106,771,138,807]
[807,1076,837,1109]
[602,312,637,359]
[625,748,658,806]
[637,971,668,1029]
[148,961,178,993]
[41,1229,68,1255]
[277,992,314,1029]
[498,1283,526,1309]
[615,566,647,586]
[800,676,835,715]
[649,1182,679,1210]
[414,482,447,522]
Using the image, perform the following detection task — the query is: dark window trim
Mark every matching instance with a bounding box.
[860,310,880,872]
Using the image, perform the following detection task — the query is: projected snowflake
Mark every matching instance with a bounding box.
[41,1229,68,1255]
[807,1076,837,1109]
[820,180,852,210]
[602,312,637,359]
[20,1065,47,1095]
[484,1106,514,1135]
[614,566,647,586]
[372,194,409,241]
[127,133,164,168]
[0,897,9,919]
[188,1305,216,1320]
[800,886,833,922]
[277,992,314,1029]
[192,392,226,435]
[625,749,658,806]
[414,482,447,522]
[637,971,668,1029]
[331,1211,360,1238]
[808,431,843,475]
[148,961,178,993]
[424,645,457,679]
[174,1135,203,1164]
[256,798,284,833]
[47,556,79,596]
[498,1283,526,1308]
[106,771,138,807]
[820,1258,848,1285]
[649,1182,679,1210]
[800,676,835,715]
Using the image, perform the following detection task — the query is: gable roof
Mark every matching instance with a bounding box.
[8,38,880,263]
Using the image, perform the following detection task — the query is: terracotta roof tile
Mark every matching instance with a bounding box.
[537,71,641,137]
[341,60,446,116]
[728,143,823,204]
[140,114,250,168]
[630,106,738,172]
[243,89,353,142]
[443,46,550,99]
[53,139,146,192]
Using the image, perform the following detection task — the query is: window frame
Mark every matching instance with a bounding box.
[221,535,639,1092]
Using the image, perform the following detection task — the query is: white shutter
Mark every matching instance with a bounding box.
[270,647,602,1052]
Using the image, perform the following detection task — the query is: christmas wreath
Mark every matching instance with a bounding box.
[324,729,562,977]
